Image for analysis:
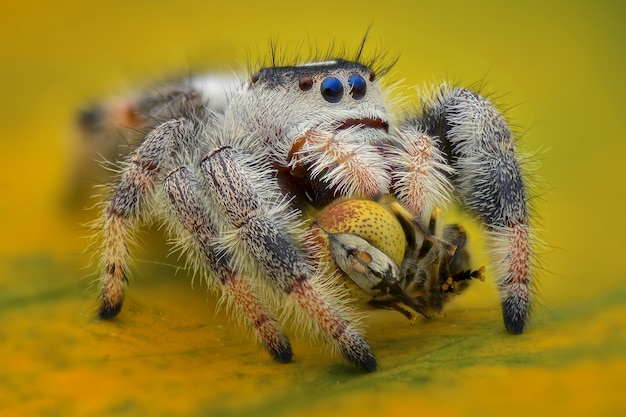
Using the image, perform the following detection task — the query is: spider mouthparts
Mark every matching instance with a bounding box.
[338,118,389,133]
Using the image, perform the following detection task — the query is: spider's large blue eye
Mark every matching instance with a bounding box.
[320,77,344,103]
[348,74,367,100]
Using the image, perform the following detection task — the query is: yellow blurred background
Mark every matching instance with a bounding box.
[1,1,625,416]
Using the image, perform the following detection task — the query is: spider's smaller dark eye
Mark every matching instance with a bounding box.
[368,69,376,82]
[348,74,367,100]
[299,76,313,91]
[251,72,261,84]
[320,77,344,103]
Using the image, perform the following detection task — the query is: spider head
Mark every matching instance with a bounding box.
[228,59,390,154]
[226,60,391,204]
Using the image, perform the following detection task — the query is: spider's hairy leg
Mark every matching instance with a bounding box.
[384,126,457,256]
[97,118,198,319]
[202,146,377,372]
[388,125,454,219]
[78,84,206,157]
[164,167,292,363]
[422,87,533,334]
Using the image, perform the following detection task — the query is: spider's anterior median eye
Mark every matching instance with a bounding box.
[348,74,367,100]
[320,77,344,103]
[299,76,313,91]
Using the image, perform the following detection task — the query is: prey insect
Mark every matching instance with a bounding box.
[83,50,535,372]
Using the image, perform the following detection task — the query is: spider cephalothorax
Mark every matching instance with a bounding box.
[85,53,535,372]
[224,59,392,206]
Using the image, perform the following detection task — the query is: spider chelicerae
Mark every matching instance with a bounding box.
[83,50,535,372]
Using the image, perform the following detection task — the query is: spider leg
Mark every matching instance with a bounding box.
[78,83,215,141]
[164,166,292,363]
[201,146,377,372]
[420,87,533,334]
[388,125,454,219]
[78,84,207,173]
[97,118,201,318]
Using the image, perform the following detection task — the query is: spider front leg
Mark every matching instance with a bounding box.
[96,113,294,362]
[164,167,292,363]
[97,118,200,318]
[201,146,377,372]
[420,87,533,334]
[387,124,459,313]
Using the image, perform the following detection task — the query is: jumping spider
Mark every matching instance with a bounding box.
[84,53,534,372]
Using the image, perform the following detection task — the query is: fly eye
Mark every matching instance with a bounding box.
[320,77,344,103]
[348,74,367,100]
[299,76,313,91]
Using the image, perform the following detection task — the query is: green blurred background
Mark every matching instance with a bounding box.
[1,1,625,416]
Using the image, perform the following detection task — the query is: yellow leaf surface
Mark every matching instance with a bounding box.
[1,1,624,416]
